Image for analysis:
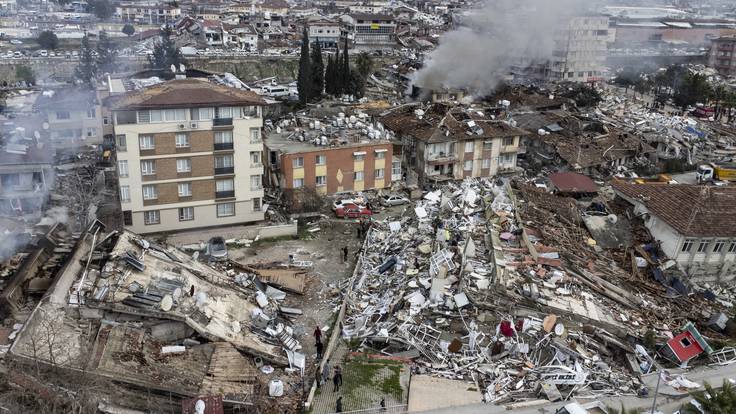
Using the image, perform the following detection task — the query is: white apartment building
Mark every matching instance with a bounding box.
[548,16,610,82]
[35,88,105,148]
[111,79,266,234]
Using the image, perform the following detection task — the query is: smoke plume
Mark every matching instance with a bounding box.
[412,0,588,95]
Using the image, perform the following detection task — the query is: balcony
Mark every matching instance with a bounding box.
[214,166,234,175]
[213,117,233,128]
[214,142,234,151]
[500,145,518,153]
[216,190,235,199]
[427,152,456,164]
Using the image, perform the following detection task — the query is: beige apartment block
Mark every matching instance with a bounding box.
[111,79,267,234]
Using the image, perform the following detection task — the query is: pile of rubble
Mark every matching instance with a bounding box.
[340,177,735,406]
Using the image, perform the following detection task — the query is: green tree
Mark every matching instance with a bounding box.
[296,27,312,104]
[355,52,374,80]
[683,380,736,414]
[74,34,97,87]
[15,65,35,84]
[148,26,185,70]
[327,48,339,95]
[89,0,114,19]
[324,53,335,95]
[673,72,712,110]
[122,24,135,37]
[711,84,729,120]
[310,41,324,99]
[337,38,350,95]
[37,31,58,50]
[95,30,117,74]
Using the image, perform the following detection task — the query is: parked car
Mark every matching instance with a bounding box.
[380,194,409,206]
[206,237,228,261]
[335,205,372,219]
[332,196,366,211]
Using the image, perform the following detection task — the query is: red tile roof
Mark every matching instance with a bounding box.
[612,181,736,237]
[111,79,266,110]
[549,172,597,193]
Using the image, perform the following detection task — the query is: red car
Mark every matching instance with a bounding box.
[335,205,372,218]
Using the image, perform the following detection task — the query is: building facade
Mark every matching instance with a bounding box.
[264,138,393,195]
[115,2,182,24]
[344,14,396,50]
[547,16,610,83]
[708,35,736,76]
[308,17,342,50]
[35,88,105,148]
[111,79,266,234]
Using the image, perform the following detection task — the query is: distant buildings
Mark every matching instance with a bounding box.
[708,35,736,76]
[110,78,266,234]
[547,16,610,83]
[343,13,397,50]
[34,88,105,148]
[0,138,54,219]
[115,2,181,24]
[308,16,342,50]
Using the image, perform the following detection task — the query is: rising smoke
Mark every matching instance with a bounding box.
[412,0,588,95]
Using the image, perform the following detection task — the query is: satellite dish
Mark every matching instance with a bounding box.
[42,122,49,130]
[179,64,186,73]
[170,64,176,73]
[160,294,173,311]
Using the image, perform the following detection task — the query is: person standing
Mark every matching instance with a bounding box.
[314,326,322,344]
[333,366,342,392]
[342,246,348,262]
[336,396,343,413]
[322,359,331,384]
[316,340,323,360]
[380,397,386,412]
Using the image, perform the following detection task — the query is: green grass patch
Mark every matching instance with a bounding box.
[342,355,404,403]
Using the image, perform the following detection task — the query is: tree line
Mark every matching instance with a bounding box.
[297,28,374,104]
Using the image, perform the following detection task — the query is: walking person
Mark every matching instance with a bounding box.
[322,359,331,384]
[316,340,323,360]
[380,397,386,412]
[314,326,322,344]
[333,365,343,392]
[336,396,343,413]
[342,246,348,262]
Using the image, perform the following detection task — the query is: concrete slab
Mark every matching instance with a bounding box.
[407,375,482,412]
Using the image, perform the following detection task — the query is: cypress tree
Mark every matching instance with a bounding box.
[324,53,334,95]
[74,33,97,88]
[310,41,324,99]
[341,38,350,95]
[332,48,340,95]
[297,27,312,104]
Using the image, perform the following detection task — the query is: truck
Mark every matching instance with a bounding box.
[696,163,736,184]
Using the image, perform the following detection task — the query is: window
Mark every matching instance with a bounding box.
[103,116,109,125]
[163,108,187,121]
[578,72,584,78]
[250,128,261,142]
[730,242,736,253]
[682,239,695,252]
[392,160,401,176]
[118,160,129,177]
[500,153,513,164]
[216,179,234,192]
[250,175,262,190]
[191,107,213,120]
[354,153,366,161]
[86,127,97,138]
[315,154,326,165]
[178,182,192,197]
[214,131,233,144]
[141,160,156,175]
[139,135,155,150]
[316,175,327,186]
[175,133,190,148]
[503,137,514,146]
[176,158,192,173]
[123,210,133,226]
[697,241,710,253]
[116,135,127,151]
[464,160,473,171]
[483,141,492,151]
[354,171,364,181]
[56,111,70,120]
[464,141,474,152]
[179,207,194,221]
[375,150,386,159]
[482,159,491,169]
[216,106,233,119]
[567,71,574,78]
[253,197,262,211]
[215,155,234,168]
[144,210,160,225]
[250,151,262,165]
[120,185,130,203]
[680,337,692,347]
[142,185,158,200]
[216,202,235,217]
[293,157,304,168]
[86,108,96,118]
[293,178,304,188]
[374,168,384,179]
[714,240,726,253]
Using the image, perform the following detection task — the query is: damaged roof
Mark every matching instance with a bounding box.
[612,181,736,237]
[111,79,266,110]
[549,172,598,193]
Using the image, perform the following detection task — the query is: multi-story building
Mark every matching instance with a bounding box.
[343,13,396,50]
[708,35,736,77]
[35,88,105,148]
[264,130,394,195]
[307,17,342,50]
[382,104,529,185]
[110,79,267,234]
[115,2,181,24]
[547,16,610,83]
[224,24,259,50]
[0,137,54,219]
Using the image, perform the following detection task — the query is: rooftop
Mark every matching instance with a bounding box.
[111,78,266,110]
[549,171,598,193]
[612,181,736,237]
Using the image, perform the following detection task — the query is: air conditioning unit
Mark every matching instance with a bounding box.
[190,122,199,129]
[178,123,187,130]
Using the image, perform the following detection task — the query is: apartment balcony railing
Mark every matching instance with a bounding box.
[214,142,234,151]
[214,166,234,175]
[216,190,235,199]
[213,117,233,127]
